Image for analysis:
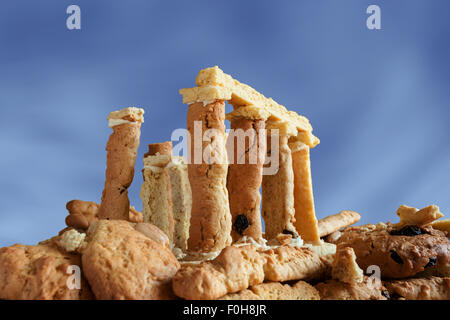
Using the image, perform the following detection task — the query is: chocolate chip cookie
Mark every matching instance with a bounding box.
[335,224,450,279]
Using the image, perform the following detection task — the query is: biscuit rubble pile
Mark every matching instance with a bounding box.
[0,67,448,300]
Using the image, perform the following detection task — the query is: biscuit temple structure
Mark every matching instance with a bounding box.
[165,66,322,259]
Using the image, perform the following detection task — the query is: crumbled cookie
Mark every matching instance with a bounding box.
[384,276,450,300]
[332,247,364,284]
[395,204,443,228]
[57,229,86,253]
[0,242,92,300]
[220,280,320,300]
[335,224,450,279]
[82,220,179,299]
[315,276,387,300]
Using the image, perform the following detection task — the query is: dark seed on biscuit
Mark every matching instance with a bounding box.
[233,214,250,235]
[390,225,426,237]
[381,290,391,299]
[390,250,404,264]
[282,229,295,236]
[425,257,437,268]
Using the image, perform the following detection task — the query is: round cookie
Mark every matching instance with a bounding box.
[335,224,450,279]
[82,220,180,300]
[0,241,92,300]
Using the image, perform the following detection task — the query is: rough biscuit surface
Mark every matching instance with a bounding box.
[315,276,388,300]
[335,224,450,279]
[187,100,231,253]
[384,276,450,300]
[98,119,142,220]
[172,245,265,300]
[262,134,297,240]
[82,220,180,300]
[220,281,320,300]
[0,241,92,300]
[172,244,330,300]
[227,117,265,242]
[332,247,364,283]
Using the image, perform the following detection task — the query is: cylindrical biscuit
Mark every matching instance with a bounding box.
[318,210,361,238]
[140,142,175,244]
[227,117,266,242]
[186,100,231,254]
[290,141,321,243]
[98,108,144,220]
[262,134,297,240]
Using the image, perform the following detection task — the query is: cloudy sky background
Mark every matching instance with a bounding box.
[1,0,449,246]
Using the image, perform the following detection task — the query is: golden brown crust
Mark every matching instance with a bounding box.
[0,242,92,300]
[227,118,265,242]
[107,107,144,123]
[172,244,330,300]
[335,224,450,279]
[187,101,231,253]
[318,210,361,238]
[384,276,450,300]
[315,276,387,300]
[172,245,265,300]
[291,144,320,243]
[219,280,320,300]
[262,135,297,240]
[98,120,142,220]
[145,141,173,158]
[82,220,179,300]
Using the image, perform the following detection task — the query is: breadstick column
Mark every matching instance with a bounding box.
[98,107,144,220]
[262,122,297,240]
[140,142,175,244]
[289,140,320,243]
[186,100,231,255]
[226,115,266,242]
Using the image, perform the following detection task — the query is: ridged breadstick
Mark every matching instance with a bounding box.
[318,210,361,238]
[140,142,175,244]
[289,140,320,243]
[227,117,266,242]
[186,100,231,254]
[262,134,297,240]
[98,107,144,220]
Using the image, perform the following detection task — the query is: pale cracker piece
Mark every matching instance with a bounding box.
[395,204,444,227]
[317,210,361,238]
[107,106,144,123]
[332,247,364,284]
[429,218,450,234]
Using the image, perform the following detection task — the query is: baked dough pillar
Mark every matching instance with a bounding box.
[227,117,266,242]
[262,133,297,240]
[98,107,144,220]
[290,141,321,243]
[140,142,175,244]
[186,100,232,254]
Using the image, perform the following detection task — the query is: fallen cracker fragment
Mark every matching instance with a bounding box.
[219,280,320,300]
[140,142,175,244]
[172,244,332,300]
[395,204,444,228]
[317,210,361,238]
[331,247,364,284]
[98,107,144,220]
[384,276,450,300]
[429,218,450,235]
[57,229,86,253]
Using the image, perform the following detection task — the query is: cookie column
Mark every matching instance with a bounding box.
[140,142,175,245]
[98,107,144,220]
[262,121,298,240]
[166,156,192,256]
[226,111,267,242]
[186,100,232,257]
[289,139,320,243]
